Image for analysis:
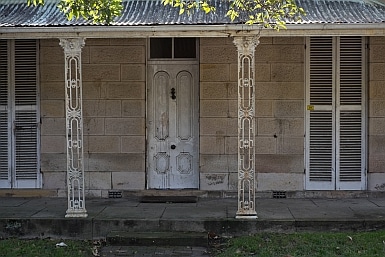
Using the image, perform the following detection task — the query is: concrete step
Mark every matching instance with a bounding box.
[139,195,198,203]
[106,231,208,247]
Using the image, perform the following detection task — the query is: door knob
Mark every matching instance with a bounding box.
[171,145,176,149]
[171,88,176,100]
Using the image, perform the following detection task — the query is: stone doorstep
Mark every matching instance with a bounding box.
[106,231,208,247]
[125,190,215,198]
[139,195,198,203]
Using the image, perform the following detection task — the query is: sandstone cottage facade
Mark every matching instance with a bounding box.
[1,0,385,217]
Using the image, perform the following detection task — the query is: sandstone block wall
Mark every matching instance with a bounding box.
[199,37,305,191]
[39,35,385,195]
[368,37,385,191]
[200,37,237,190]
[40,38,146,196]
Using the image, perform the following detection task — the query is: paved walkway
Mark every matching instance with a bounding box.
[1,196,385,256]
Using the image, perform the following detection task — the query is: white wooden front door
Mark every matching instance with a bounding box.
[147,63,199,189]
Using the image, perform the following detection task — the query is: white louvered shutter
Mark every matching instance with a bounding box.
[306,37,335,190]
[0,39,40,189]
[306,36,366,190]
[336,37,365,190]
[0,40,11,188]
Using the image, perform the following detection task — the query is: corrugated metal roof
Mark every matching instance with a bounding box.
[1,0,385,27]
[298,0,385,24]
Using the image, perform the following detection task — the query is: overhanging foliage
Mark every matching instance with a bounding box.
[27,0,304,30]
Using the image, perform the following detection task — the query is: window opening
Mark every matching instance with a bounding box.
[149,38,196,59]
[150,38,172,59]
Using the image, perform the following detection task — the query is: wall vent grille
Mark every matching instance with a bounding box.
[108,191,122,198]
[272,191,287,199]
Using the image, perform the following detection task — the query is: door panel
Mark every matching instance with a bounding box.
[177,71,193,140]
[147,63,198,189]
[153,71,169,141]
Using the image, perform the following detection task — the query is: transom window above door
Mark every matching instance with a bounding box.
[149,38,197,59]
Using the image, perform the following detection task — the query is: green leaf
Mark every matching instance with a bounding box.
[27,0,44,6]
[202,6,211,13]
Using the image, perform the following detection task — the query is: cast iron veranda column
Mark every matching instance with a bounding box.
[233,36,259,219]
[60,38,87,218]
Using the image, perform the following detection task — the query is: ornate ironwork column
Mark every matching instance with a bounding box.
[233,36,259,219]
[60,38,87,218]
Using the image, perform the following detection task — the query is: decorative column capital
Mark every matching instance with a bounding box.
[59,38,85,54]
[233,36,260,55]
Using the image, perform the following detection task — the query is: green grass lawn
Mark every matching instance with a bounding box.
[2,231,385,257]
[214,231,385,257]
[0,238,93,257]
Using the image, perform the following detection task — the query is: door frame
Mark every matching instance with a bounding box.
[146,38,200,190]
